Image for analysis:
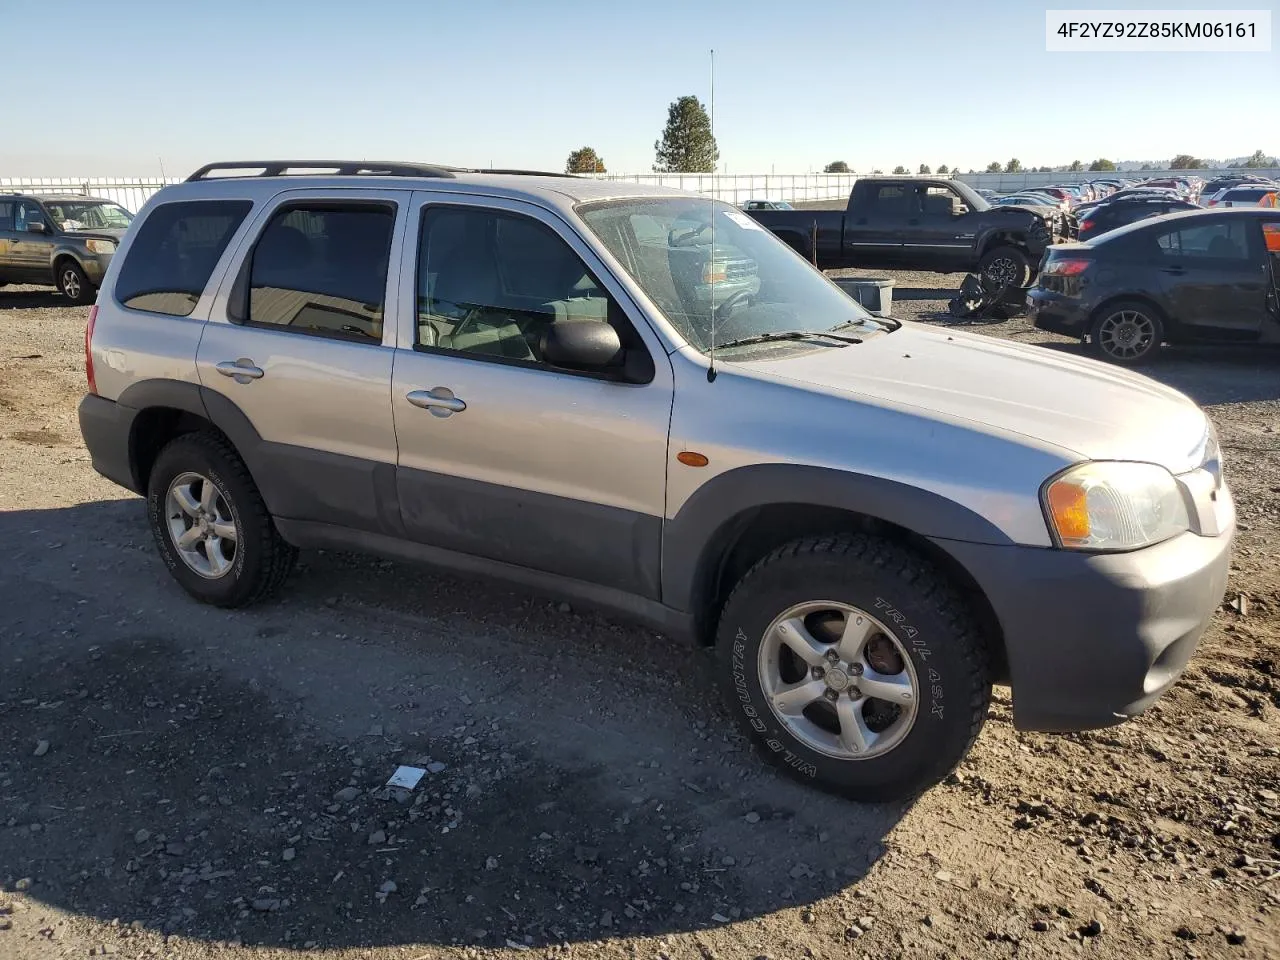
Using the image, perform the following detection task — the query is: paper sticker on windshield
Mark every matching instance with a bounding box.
[724,210,765,231]
[1264,223,1280,253]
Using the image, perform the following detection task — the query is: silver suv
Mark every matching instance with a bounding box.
[78,161,1235,801]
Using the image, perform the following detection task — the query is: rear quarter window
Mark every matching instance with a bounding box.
[114,200,252,316]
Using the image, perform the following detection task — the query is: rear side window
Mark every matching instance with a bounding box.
[1154,219,1253,261]
[245,204,396,342]
[0,201,12,230]
[869,186,908,215]
[116,200,252,316]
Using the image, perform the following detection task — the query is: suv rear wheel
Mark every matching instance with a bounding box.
[716,535,992,801]
[57,260,92,304]
[146,432,297,607]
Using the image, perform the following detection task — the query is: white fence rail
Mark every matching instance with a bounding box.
[2,173,857,213]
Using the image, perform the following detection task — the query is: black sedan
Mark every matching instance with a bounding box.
[1077,195,1200,240]
[1027,208,1280,364]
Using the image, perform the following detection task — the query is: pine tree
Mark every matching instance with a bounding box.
[653,97,719,173]
[565,147,606,174]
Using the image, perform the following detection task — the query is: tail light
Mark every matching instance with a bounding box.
[1079,219,1095,234]
[1206,199,1218,207]
[1042,258,1091,277]
[85,304,98,395]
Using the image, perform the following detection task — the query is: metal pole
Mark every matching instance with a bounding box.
[710,49,716,173]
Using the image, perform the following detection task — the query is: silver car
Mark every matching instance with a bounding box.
[78,160,1234,801]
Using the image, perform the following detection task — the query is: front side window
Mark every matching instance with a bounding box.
[42,201,134,231]
[115,200,252,317]
[580,198,886,355]
[245,204,395,342]
[15,201,48,232]
[416,206,614,365]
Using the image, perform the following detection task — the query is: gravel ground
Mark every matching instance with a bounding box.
[1,278,1278,960]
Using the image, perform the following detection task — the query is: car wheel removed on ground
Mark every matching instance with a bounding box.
[80,160,1235,801]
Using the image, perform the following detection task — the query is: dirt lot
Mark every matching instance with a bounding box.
[1,277,1278,960]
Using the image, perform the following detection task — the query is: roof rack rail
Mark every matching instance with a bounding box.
[477,168,582,178]
[185,161,462,181]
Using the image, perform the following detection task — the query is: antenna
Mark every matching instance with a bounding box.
[707,46,719,383]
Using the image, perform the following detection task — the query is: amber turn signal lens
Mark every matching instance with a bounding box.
[1046,479,1090,544]
[676,451,709,467]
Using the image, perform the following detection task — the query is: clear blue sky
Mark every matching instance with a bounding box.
[4,0,1276,178]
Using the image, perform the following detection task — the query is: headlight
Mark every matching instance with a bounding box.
[85,239,115,254]
[1043,461,1189,551]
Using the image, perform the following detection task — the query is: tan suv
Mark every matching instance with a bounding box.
[0,192,134,302]
[77,160,1234,801]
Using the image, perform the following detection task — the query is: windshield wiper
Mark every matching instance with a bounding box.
[716,329,863,350]
[831,315,901,333]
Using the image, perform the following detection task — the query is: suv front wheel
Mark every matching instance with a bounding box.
[716,535,992,801]
[57,260,93,304]
[146,432,297,607]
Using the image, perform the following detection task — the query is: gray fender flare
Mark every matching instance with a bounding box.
[661,463,1013,613]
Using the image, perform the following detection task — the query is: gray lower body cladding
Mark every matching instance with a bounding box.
[936,529,1233,732]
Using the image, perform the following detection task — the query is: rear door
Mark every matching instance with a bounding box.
[389,191,674,599]
[1153,216,1271,340]
[196,188,405,535]
[846,183,907,265]
[0,199,16,279]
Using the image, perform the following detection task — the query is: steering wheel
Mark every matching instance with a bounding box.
[711,290,751,321]
[668,222,713,247]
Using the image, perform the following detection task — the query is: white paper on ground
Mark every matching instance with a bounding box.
[386,765,427,790]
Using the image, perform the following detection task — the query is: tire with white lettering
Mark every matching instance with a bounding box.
[716,535,992,802]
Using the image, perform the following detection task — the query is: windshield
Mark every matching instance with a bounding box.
[578,198,888,355]
[42,201,133,231]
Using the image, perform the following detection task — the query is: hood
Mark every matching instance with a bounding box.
[746,323,1209,473]
[66,227,128,241]
[990,204,1053,221]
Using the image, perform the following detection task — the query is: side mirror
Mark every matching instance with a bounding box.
[952,203,970,216]
[540,319,624,371]
[27,222,47,233]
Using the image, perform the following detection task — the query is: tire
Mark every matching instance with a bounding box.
[146,432,297,608]
[56,260,93,304]
[1089,299,1164,366]
[716,535,992,802]
[977,246,1031,291]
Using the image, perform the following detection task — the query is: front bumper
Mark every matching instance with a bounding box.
[80,252,113,284]
[1026,286,1091,337]
[936,511,1234,732]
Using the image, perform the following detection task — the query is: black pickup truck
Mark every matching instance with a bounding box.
[746,177,1067,288]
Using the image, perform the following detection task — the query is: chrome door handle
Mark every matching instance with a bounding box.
[215,359,264,382]
[406,387,466,416]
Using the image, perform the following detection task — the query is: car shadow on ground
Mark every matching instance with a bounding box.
[1,499,906,952]
[1031,340,1280,406]
[0,288,69,310]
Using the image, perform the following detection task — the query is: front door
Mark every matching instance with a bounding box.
[196,189,405,534]
[1154,216,1271,340]
[10,200,54,281]
[906,184,973,269]
[390,192,674,599]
